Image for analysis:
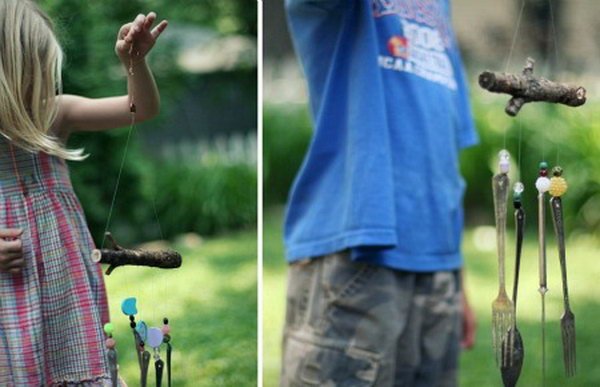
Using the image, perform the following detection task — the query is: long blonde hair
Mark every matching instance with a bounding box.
[0,0,85,160]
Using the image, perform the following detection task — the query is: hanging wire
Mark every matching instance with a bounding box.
[547,0,561,78]
[504,0,527,72]
[503,0,526,154]
[518,118,523,179]
[547,0,562,166]
[101,45,139,249]
[101,122,136,249]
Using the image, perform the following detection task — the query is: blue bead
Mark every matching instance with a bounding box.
[136,320,148,341]
[121,297,138,316]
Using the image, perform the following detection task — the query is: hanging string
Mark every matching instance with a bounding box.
[503,0,526,154]
[547,0,560,78]
[101,46,138,249]
[504,0,526,72]
[518,118,523,180]
[547,0,561,166]
[101,120,136,249]
[548,0,562,169]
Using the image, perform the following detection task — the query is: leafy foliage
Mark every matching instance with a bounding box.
[35,1,257,244]
[263,106,312,205]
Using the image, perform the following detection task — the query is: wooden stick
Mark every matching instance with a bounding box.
[479,58,586,116]
[92,232,182,275]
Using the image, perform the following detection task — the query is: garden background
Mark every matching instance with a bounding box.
[264,1,600,386]
[40,1,257,385]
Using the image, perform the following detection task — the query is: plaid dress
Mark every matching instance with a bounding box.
[0,138,112,386]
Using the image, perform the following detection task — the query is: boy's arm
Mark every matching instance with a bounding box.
[461,268,477,349]
[54,12,167,135]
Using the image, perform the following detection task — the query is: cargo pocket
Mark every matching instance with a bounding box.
[320,252,379,302]
[283,333,380,387]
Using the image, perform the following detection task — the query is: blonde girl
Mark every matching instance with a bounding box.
[0,0,167,384]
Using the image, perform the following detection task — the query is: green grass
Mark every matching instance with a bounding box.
[263,207,600,386]
[104,228,257,386]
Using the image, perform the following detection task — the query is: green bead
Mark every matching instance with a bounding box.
[513,191,522,200]
[104,323,114,335]
[539,161,548,170]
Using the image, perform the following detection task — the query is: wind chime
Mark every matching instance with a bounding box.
[480,56,585,386]
[92,43,183,387]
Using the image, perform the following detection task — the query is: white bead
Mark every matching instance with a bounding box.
[535,177,551,193]
[514,182,524,193]
[498,149,510,173]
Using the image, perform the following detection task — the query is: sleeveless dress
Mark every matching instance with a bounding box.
[0,138,112,386]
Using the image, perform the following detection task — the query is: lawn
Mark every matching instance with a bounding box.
[103,228,257,386]
[263,207,600,386]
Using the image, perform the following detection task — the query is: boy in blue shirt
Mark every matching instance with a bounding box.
[281,1,478,386]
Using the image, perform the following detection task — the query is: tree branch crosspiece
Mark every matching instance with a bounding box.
[478,58,586,117]
[92,232,182,275]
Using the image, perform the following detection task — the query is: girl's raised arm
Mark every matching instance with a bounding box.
[54,12,168,135]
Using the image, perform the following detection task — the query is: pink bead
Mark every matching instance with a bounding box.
[162,325,171,335]
[105,338,116,349]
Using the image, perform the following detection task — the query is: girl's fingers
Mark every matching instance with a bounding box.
[134,13,145,32]
[2,252,23,260]
[151,20,168,40]
[1,240,22,253]
[0,228,22,238]
[118,23,132,40]
[144,12,157,30]
[6,258,24,269]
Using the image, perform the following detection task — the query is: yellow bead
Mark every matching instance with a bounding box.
[549,176,568,197]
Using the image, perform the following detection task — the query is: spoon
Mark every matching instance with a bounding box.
[501,190,525,386]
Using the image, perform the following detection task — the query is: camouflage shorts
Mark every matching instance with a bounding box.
[281,251,462,387]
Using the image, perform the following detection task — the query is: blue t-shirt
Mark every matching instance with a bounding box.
[284,0,479,272]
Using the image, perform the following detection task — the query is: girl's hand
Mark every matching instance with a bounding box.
[0,229,24,274]
[115,12,168,66]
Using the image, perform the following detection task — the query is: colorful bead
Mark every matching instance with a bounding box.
[513,198,522,209]
[513,182,524,194]
[549,176,568,197]
[553,166,563,177]
[498,149,510,174]
[535,176,551,193]
[539,161,548,170]
[540,169,548,177]
[163,317,169,325]
[105,338,116,349]
[103,323,114,335]
[136,321,148,341]
[513,191,521,201]
[147,327,164,348]
[121,297,138,316]
[161,324,171,335]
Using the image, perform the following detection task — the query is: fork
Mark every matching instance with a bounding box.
[549,175,576,377]
[491,151,514,367]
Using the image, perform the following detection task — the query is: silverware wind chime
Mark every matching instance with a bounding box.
[94,43,183,387]
[480,57,584,384]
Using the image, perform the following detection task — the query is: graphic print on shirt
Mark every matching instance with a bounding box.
[372,0,457,90]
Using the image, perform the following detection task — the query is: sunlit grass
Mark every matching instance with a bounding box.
[104,229,257,386]
[263,208,600,386]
